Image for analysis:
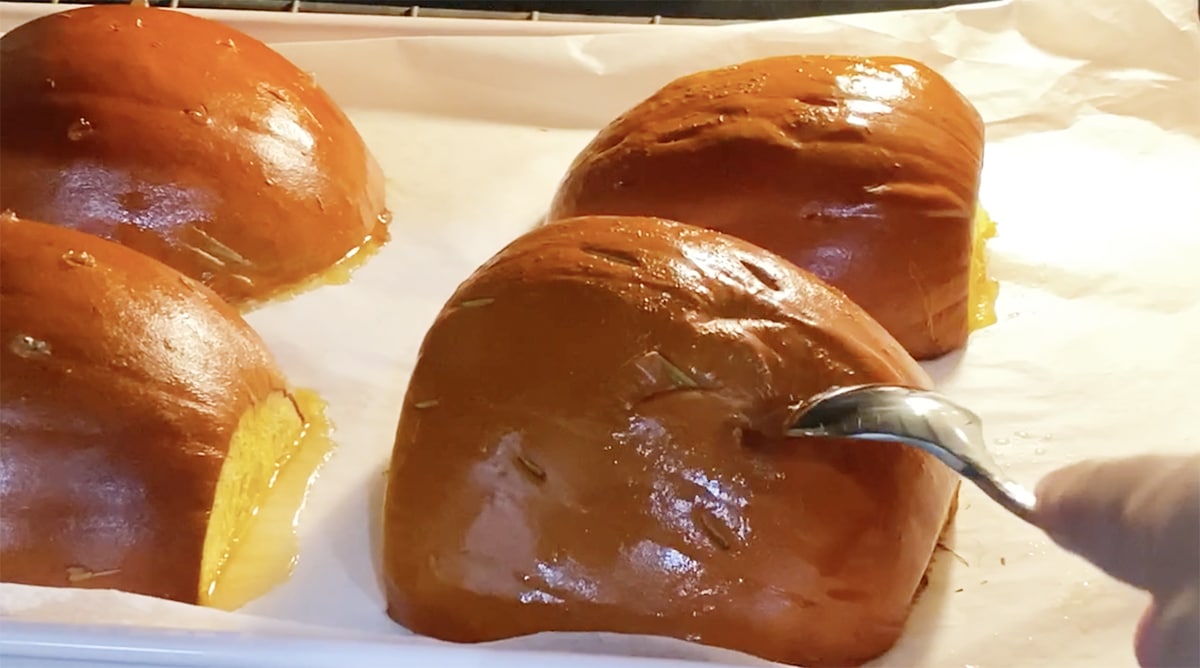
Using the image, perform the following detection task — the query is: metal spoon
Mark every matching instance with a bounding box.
[786,384,1038,523]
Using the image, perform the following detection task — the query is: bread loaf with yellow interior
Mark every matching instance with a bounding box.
[0,215,310,604]
[0,4,389,307]
[548,55,998,360]
[383,215,960,667]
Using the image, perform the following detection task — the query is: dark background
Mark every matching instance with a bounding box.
[69,0,994,20]
[346,1,989,20]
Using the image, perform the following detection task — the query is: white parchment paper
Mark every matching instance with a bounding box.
[2,0,1199,666]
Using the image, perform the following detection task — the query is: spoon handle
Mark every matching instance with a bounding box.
[974,472,1038,522]
[787,385,1040,524]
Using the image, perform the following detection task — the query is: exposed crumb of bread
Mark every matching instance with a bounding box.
[458,298,496,308]
[234,223,390,312]
[202,390,334,611]
[969,205,1000,331]
[199,390,306,604]
[413,399,440,409]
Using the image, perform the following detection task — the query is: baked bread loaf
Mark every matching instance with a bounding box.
[0,215,310,605]
[0,4,389,307]
[547,55,995,360]
[383,215,960,667]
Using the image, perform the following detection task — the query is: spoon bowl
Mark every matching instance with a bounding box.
[787,384,1038,522]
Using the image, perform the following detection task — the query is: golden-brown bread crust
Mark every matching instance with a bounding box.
[0,4,389,307]
[547,55,985,360]
[0,215,289,603]
[383,215,960,667]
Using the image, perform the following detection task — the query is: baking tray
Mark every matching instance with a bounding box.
[5,0,994,23]
[0,0,995,38]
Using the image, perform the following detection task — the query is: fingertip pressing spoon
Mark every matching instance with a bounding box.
[787,384,1038,523]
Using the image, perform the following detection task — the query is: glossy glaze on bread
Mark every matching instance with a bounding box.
[383,215,960,667]
[0,216,303,603]
[0,5,389,307]
[548,55,986,360]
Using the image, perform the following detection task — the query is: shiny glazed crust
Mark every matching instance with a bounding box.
[383,215,960,667]
[547,55,985,360]
[0,4,389,306]
[0,216,288,603]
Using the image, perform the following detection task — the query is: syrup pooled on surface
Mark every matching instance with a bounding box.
[316,214,391,287]
[968,205,1000,332]
[237,216,391,312]
[202,389,334,611]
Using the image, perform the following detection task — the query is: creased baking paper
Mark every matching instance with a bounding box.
[2,0,1198,665]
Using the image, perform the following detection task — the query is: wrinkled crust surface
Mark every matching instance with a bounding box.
[384,215,960,667]
[548,55,986,360]
[0,216,289,603]
[0,4,389,307]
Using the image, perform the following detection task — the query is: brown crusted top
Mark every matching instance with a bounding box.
[383,215,959,667]
[548,55,986,359]
[0,215,287,602]
[0,4,389,306]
